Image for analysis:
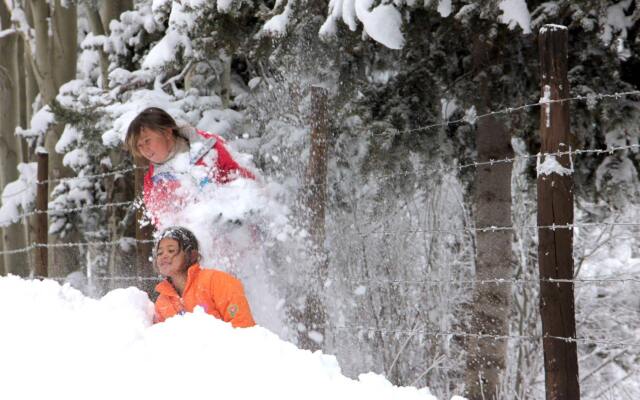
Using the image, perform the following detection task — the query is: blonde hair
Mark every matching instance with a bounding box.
[125,107,180,158]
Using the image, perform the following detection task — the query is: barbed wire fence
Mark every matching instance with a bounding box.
[0,102,638,308]
[0,36,639,400]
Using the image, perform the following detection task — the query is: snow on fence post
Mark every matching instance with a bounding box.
[298,85,329,351]
[134,157,154,292]
[35,150,48,278]
[537,24,580,400]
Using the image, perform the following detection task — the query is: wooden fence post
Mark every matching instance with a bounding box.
[538,24,580,400]
[134,158,154,291]
[298,85,329,351]
[35,150,48,278]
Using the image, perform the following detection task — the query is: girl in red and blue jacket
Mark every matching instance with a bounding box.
[125,107,255,224]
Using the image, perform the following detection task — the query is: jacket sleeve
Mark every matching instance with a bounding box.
[213,140,256,183]
[211,272,256,328]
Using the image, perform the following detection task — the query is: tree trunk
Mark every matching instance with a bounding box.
[0,2,29,276]
[20,4,39,272]
[46,0,77,183]
[100,0,133,35]
[23,3,39,132]
[30,0,57,103]
[28,0,78,277]
[221,51,232,108]
[17,37,29,163]
[85,3,110,89]
[106,166,136,291]
[297,86,329,351]
[135,157,155,295]
[465,35,514,400]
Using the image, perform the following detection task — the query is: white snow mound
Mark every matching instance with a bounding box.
[0,275,440,400]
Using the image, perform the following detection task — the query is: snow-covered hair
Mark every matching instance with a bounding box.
[154,226,201,268]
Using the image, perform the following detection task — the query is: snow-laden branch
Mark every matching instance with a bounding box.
[320,0,405,50]
[260,0,294,38]
[319,0,533,50]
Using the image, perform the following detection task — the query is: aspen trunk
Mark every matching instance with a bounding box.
[85,3,110,89]
[46,0,77,184]
[27,0,78,277]
[21,4,39,272]
[100,0,133,35]
[465,35,514,400]
[23,30,39,128]
[0,3,29,275]
[30,0,57,102]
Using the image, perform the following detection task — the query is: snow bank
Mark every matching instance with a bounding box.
[0,275,441,400]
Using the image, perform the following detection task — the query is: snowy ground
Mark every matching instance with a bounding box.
[0,275,463,400]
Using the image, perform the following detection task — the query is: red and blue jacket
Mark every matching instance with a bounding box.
[142,127,255,224]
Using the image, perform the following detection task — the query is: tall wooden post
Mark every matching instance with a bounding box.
[35,151,48,277]
[299,85,329,351]
[537,24,580,400]
[134,158,154,291]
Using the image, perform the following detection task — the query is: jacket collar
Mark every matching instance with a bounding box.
[155,263,202,297]
[150,127,217,177]
[177,126,217,164]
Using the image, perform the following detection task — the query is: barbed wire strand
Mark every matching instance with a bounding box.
[0,201,135,226]
[1,167,140,203]
[379,90,640,137]
[0,238,155,256]
[363,144,640,188]
[347,277,640,287]
[38,275,161,282]
[330,324,640,349]
[1,237,637,287]
[41,166,141,186]
[357,222,640,239]
[0,220,638,255]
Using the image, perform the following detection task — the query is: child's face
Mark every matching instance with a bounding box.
[156,238,187,279]
[136,127,175,163]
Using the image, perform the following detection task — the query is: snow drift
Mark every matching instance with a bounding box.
[0,275,447,400]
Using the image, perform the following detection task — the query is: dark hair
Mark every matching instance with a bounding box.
[154,226,201,271]
[125,107,180,158]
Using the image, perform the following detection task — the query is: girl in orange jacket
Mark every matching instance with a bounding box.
[153,226,255,328]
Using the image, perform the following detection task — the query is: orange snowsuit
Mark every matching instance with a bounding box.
[154,263,255,328]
